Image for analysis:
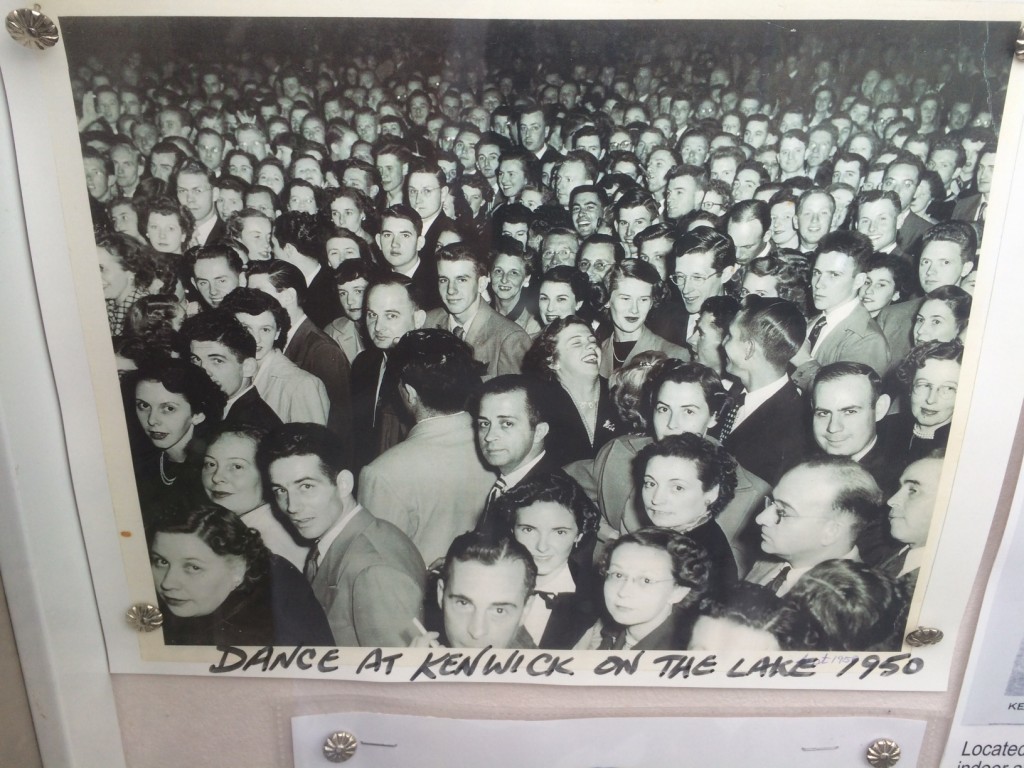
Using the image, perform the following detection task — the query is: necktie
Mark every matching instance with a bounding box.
[304,541,321,582]
[453,325,465,340]
[807,315,827,350]
[717,391,746,441]
[486,477,507,509]
[766,564,791,594]
[977,202,987,222]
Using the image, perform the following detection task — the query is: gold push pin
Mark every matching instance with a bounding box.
[905,627,943,647]
[6,5,58,49]
[866,738,901,767]
[125,603,164,633]
[323,732,358,763]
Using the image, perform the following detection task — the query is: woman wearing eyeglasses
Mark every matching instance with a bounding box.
[575,527,709,651]
[881,339,963,462]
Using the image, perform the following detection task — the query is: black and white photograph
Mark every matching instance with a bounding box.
[41,9,1020,685]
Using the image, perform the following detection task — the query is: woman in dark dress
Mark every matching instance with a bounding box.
[634,433,739,601]
[881,339,963,463]
[576,527,710,651]
[490,472,601,649]
[523,316,620,464]
[149,502,333,646]
[130,359,226,523]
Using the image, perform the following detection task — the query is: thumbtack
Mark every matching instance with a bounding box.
[6,5,58,49]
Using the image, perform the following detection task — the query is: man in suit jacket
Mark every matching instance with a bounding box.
[882,155,930,255]
[472,375,568,531]
[262,424,426,647]
[350,274,427,472]
[791,231,890,392]
[426,243,531,378]
[744,457,881,594]
[273,210,342,329]
[180,309,282,432]
[247,261,352,460]
[406,162,458,264]
[175,159,226,249]
[717,294,810,487]
[951,143,996,225]
[358,329,495,565]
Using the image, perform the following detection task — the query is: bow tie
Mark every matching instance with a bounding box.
[531,590,560,608]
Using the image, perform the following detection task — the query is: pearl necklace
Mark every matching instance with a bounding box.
[159,452,178,486]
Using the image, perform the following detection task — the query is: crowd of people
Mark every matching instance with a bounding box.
[70,20,1006,653]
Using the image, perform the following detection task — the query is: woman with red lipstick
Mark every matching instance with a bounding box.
[149,502,332,646]
[130,358,226,522]
[490,472,600,649]
[598,260,690,378]
[880,340,963,463]
[523,316,620,464]
[634,434,739,600]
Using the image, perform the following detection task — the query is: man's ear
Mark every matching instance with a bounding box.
[436,578,445,610]
[533,421,550,449]
[238,273,247,287]
[413,309,427,329]
[853,272,867,292]
[375,233,383,250]
[334,469,355,498]
[720,265,737,283]
[874,393,892,422]
[242,357,258,380]
[416,234,426,252]
[401,381,420,408]
[477,275,491,297]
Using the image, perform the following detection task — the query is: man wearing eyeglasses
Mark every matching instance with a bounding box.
[405,161,455,265]
[881,154,931,255]
[744,457,883,595]
[670,227,738,340]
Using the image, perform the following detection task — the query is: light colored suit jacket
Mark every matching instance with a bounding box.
[357,411,495,565]
[792,302,891,392]
[253,350,330,426]
[598,326,691,378]
[875,297,924,372]
[426,302,532,378]
[312,506,426,647]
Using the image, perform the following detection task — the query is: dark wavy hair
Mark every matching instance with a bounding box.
[97,231,157,291]
[521,315,594,382]
[896,339,964,387]
[130,357,227,423]
[491,472,601,543]
[780,559,908,652]
[643,359,727,434]
[147,501,270,594]
[634,433,738,518]
[601,527,710,610]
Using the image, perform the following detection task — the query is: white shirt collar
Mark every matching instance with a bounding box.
[810,297,860,353]
[502,450,547,488]
[223,383,255,418]
[777,546,860,596]
[733,375,788,429]
[315,503,363,557]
